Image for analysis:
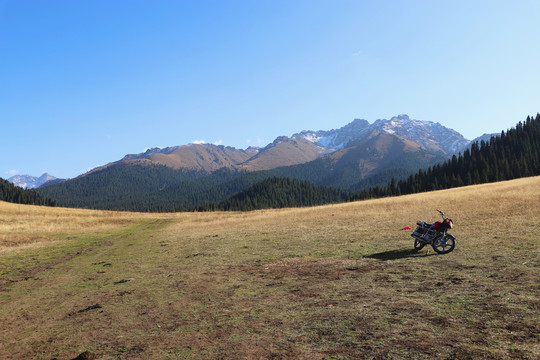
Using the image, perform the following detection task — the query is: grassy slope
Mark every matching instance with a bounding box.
[0,177,539,359]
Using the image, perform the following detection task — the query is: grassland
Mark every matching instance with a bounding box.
[0,177,539,359]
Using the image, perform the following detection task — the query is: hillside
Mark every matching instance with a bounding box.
[36,114,537,212]
[99,114,464,174]
[326,132,441,186]
[38,163,207,210]
[95,136,331,174]
[35,115,468,211]
[37,133,441,211]
[294,114,470,154]
[331,132,431,176]
[218,177,349,211]
[351,113,540,200]
[129,143,257,172]
[1,177,539,359]
[255,132,445,191]
[91,144,257,174]
[239,136,332,171]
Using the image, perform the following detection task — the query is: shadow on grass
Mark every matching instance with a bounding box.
[364,247,435,261]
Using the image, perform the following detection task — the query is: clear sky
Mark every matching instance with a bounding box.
[1,0,539,179]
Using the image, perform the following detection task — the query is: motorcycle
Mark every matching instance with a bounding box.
[410,209,456,254]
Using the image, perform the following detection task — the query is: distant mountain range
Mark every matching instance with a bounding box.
[92,135,331,174]
[87,114,484,175]
[4,114,539,212]
[7,173,61,189]
[32,114,499,211]
[10,115,490,187]
[294,114,470,154]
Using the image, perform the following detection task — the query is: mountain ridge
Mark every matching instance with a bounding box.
[294,114,470,155]
[34,112,514,212]
[8,173,59,189]
[89,114,476,177]
[9,115,494,190]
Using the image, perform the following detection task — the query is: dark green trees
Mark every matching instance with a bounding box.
[0,178,57,206]
[350,114,540,201]
[218,177,349,211]
[35,114,540,212]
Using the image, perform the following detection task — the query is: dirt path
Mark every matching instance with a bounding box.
[0,220,167,292]
[0,219,171,359]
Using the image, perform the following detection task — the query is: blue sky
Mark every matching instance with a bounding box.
[1,0,539,179]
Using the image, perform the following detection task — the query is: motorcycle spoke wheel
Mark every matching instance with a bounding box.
[414,238,426,251]
[432,235,456,254]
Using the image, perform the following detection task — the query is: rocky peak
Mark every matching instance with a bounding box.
[296,114,470,155]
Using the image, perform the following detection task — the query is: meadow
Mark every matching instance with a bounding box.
[0,177,539,359]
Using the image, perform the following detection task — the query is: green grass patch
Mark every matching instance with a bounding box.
[0,220,161,283]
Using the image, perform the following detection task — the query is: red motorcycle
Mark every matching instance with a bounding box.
[410,209,456,254]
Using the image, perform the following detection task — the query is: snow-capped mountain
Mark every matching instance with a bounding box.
[8,173,58,189]
[294,114,470,155]
[294,118,371,150]
[88,114,474,177]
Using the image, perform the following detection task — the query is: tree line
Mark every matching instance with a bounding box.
[27,113,540,212]
[215,177,348,211]
[0,177,57,206]
[349,114,540,201]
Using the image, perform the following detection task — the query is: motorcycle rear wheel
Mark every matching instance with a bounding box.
[432,234,456,254]
[413,238,426,251]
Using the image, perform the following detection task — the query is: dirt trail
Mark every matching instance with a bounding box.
[0,219,166,290]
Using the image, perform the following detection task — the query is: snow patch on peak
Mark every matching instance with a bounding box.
[317,133,340,148]
[294,118,371,150]
[299,133,321,143]
[295,114,470,155]
[8,173,59,189]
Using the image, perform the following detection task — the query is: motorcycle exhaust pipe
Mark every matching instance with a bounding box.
[411,232,430,243]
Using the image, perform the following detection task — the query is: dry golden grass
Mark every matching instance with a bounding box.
[0,201,170,253]
[3,175,536,253]
[168,174,539,252]
[0,176,539,359]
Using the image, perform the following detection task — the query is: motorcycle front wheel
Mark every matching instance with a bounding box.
[432,234,456,254]
[413,238,426,251]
